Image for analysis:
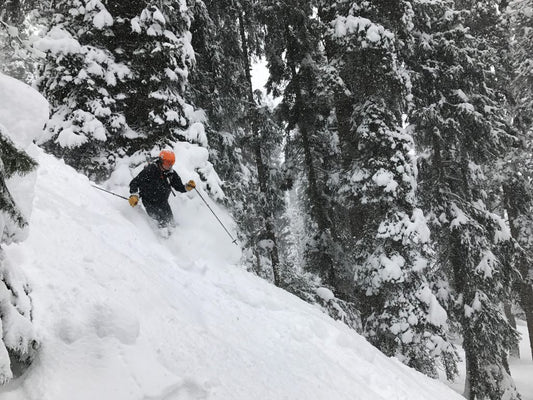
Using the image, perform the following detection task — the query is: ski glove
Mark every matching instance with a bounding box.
[185,180,196,191]
[129,194,139,207]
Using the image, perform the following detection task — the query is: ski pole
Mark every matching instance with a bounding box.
[92,185,129,200]
[194,188,238,245]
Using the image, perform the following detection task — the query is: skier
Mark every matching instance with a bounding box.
[128,150,196,231]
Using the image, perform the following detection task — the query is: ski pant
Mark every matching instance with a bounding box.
[142,200,175,228]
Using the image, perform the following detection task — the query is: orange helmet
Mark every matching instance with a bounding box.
[159,149,175,170]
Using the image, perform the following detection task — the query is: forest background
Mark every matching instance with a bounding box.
[0,1,532,399]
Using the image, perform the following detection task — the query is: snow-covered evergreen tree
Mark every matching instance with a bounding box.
[0,124,39,384]
[504,0,533,360]
[36,0,201,180]
[35,0,130,179]
[318,0,457,377]
[508,0,533,135]
[503,171,533,360]
[108,1,199,149]
[189,0,286,285]
[0,0,42,81]
[259,0,341,288]
[407,0,520,397]
[0,1,24,79]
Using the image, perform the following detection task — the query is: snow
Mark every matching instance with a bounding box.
[183,105,207,125]
[372,168,399,193]
[331,15,394,45]
[184,121,208,147]
[520,4,533,17]
[0,73,47,228]
[513,320,533,400]
[180,31,195,67]
[86,60,105,76]
[0,75,476,400]
[494,214,512,243]
[316,287,335,302]
[165,68,179,81]
[377,209,431,245]
[147,23,163,36]
[153,8,166,25]
[351,168,369,183]
[131,17,141,33]
[475,250,496,278]
[0,150,473,400]
[416,286,448,327]
[164,30,179,43]
[33,27,81,55]
[0,74,48,148]
[52,109,107,147]
[93,9,113,29]
[6,25,19,37]
[380,254,405,282]
[0,75,44,383]
[454,89,469,102]
[409,208,431,242]
[450,203,469,227]
[366,25,382,43]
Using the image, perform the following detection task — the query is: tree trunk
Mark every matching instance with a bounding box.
[504,301,520,358]
[450,228,478,400]
[504,181,533,360]
[289,55,336,285]
[464,344,472,399]
[333,92,355,169]
[298,113,336,286]
[518,256,533,360]
[238,11,281,286]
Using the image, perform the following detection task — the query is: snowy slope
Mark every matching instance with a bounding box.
[0,151,470,400]
[0,74,472,400]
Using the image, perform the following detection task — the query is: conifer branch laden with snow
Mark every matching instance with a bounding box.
[0,125,39,384]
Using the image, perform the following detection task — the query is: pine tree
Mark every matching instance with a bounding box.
[108,0,200,149]
[0,124,39,384]
[36,0,201,180]
[509,0,533,134]
[315,0,457,377]
[407,0,520,397]
[0,0,41,81]
[259,0,341,288]
[503,172,533,360]
[0,1,23,79]
[504,0,533,360]
[189,0,286,285]
[35,0,132,179]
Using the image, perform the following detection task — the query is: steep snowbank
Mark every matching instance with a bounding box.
[0,73,48,230]
[0,74,469,400]
[0,151,468,400]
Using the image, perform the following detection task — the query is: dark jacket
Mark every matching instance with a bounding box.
[130,162,186,205]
